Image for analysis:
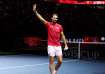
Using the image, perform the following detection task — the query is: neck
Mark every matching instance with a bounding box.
[52,22,56,25]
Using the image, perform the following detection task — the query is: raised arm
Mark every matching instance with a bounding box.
[33,4,47,24]
[61,32,68,50]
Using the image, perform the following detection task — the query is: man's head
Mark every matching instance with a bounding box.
[51,13,58,23]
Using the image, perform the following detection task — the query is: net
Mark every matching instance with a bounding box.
[63,42,105,59]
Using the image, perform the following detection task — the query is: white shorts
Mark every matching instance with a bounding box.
[47,45,62,56]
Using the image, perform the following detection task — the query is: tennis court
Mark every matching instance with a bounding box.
[0,54,105,74]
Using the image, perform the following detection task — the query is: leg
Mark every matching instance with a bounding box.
[55,55,62,72]
[49,56,55,74]
[47,46,56,74]
[55,46,63,74]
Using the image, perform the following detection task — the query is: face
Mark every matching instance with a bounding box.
[51,14,58,23]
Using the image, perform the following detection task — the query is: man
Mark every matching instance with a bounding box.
[33,4,68,74]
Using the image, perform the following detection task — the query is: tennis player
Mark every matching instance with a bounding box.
[33,4,68,74]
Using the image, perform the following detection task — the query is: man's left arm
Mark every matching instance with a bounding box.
[61,32,68,49]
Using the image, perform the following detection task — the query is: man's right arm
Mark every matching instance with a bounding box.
[33,4,47,25]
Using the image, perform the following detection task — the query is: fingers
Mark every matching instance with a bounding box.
[33,4,36,11]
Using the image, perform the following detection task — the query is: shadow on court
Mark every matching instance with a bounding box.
[0,54,105,74]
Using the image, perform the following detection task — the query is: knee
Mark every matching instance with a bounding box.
[50,60,55,64]
[49,57,55,64]
[58,60,62,65]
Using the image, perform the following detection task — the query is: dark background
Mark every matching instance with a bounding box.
[0,0,105,51]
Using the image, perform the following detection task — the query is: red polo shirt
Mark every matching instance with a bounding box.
[45,21,63,46]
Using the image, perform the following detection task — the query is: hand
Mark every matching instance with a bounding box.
[64,46,68,51]
[33,4,36,12]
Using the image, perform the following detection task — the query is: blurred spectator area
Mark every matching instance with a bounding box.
[24,37,46,47]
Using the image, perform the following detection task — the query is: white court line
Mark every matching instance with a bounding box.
[0,60,72,70]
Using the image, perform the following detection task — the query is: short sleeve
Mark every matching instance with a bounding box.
[60,25,63,32]
[44,21,50,28]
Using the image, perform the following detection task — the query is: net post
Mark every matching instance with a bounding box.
[78,42,81,59]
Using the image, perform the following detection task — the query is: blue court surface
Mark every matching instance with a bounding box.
[0,54,105,74]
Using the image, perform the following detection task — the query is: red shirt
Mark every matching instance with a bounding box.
[45,21,63,46]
